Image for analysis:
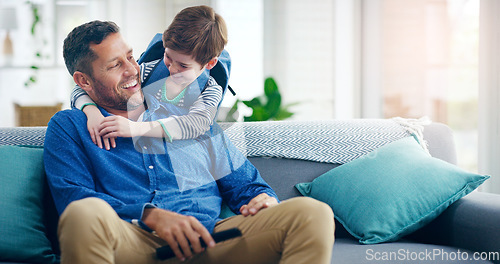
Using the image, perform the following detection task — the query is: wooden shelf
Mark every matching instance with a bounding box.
[15,103,62,127]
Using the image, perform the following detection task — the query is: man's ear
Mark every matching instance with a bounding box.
[73,71,93,92]
[205,57,218,70]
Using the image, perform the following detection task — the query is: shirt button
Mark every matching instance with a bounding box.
[148,165,154,169]
[143,146,148,150]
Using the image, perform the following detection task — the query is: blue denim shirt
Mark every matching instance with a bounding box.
[44,93,278,232]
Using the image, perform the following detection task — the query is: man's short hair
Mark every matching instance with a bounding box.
[162,5,228,66]
[63,20,119,76]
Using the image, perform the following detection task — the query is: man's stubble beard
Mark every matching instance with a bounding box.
[126,91,145,111]
[92,77,144,111]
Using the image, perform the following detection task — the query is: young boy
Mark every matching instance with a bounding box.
[71,5,228,149]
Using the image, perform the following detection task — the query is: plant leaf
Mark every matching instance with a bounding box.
[242,98,262,108]
[263,77,281,118]
[265,93,281,118]
[264,77,279,97]
[246,107,270,121]
[274,108,294,120]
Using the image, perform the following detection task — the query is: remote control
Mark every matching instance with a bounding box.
[156,228,242,260]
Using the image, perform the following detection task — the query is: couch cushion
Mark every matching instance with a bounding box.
[248,157,354,239]
[295,137,489,245]
[249,157,338,200]
[0,146,58,263]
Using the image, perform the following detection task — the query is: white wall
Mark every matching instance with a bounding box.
[216,0,264,107]
[264,0,337,120]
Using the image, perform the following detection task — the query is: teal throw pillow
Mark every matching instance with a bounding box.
[0,145,58,263]
[295,137,489,245]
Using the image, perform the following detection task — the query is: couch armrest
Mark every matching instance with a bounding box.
[423,122,457,165]
[410,191,500,262]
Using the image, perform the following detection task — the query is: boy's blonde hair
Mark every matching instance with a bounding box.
[163,5,228,67]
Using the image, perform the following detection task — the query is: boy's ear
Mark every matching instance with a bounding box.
[205,57,218,70]
[73,71,93,92]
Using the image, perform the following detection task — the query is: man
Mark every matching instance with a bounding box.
[44,20,334,264]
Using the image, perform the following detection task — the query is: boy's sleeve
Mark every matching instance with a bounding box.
[158,78,223,140]
[70,84,94,110]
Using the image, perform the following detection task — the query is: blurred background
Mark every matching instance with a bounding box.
[2,0,499,193]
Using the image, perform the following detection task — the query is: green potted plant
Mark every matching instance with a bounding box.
[24,0,43,88]
[222,77,298,122]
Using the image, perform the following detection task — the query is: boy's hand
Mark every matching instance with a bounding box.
[99,116,143,139]
[239,193,278,216]
[82,105,116,150]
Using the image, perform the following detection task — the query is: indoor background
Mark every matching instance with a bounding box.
[2,0,499,194]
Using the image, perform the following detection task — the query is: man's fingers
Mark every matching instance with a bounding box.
[247,193,267,206]
[245,193,267,213]
[185,232,204,255]
[164,235,186,261]
[247,204,261,215]
[240,204,259,216]
[175,230,193,260]
[182,216,211,254]
[239,205,249,216]
[150,211,211,260]
[240,194,277,216]
[250,200,271,214]
[193,221,215,250]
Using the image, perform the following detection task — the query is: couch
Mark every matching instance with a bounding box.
[0,119,499,264]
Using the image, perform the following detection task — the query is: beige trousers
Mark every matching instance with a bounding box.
[58,197,335,264]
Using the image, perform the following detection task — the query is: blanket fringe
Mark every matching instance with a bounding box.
[392,116,432,153]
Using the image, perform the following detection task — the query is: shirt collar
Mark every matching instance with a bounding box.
[141,93,162,121]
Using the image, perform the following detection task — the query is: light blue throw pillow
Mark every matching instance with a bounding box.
[0,145,58,263]
[295,137,489,244]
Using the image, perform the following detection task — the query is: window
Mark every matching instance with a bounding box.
[363,0,480,173]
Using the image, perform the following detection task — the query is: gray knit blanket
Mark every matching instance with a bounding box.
[219,118,429,164]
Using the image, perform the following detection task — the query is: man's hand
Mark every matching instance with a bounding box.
[82,105,116,150]
[142,208,215,261]
[239,193,278,217]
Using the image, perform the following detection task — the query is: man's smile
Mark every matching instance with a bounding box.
[121,79,138,89]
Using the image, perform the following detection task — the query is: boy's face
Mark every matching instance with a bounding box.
[163,48,208,86]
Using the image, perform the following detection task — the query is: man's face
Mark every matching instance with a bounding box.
[163,48,207,87]
[86,33,143,111]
